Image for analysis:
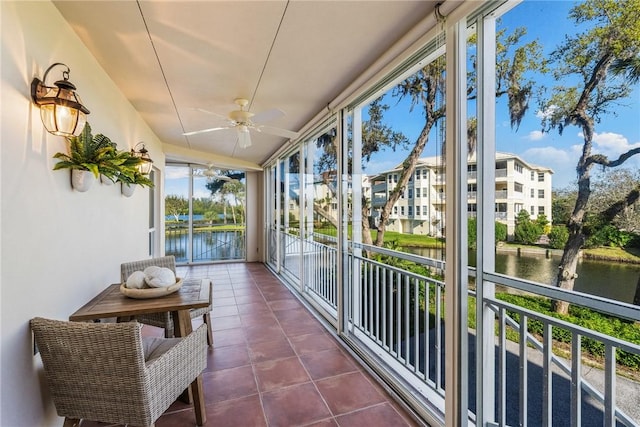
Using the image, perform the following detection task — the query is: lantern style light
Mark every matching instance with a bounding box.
[31,62,90,137]
[131,142,153,175]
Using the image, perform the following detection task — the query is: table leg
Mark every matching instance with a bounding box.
[173,309,207,425]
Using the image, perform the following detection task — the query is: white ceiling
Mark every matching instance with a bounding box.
[53,1,441,170]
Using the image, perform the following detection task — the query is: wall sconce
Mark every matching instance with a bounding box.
[131,142,153,175]
[31,62,90,137]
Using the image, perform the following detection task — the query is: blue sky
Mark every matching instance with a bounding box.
[362,0,640,190]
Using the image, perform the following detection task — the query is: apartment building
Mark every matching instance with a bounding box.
[369,152,553,237]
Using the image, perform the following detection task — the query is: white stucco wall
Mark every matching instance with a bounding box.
[1,2,166,426]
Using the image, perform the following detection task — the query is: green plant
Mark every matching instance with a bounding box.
[53,123,116,178]
[548,225,569,249]
[117,168,154,188]
[98,143,144,183]
[514,210,543,245]
[52,123,147,185]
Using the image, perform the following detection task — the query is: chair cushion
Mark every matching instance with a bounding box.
[142,336,182,363]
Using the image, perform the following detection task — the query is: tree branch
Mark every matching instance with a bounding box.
[585,147,640,168]
[600,185,640,223]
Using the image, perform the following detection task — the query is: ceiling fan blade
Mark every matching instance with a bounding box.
[255,124,299,139]
[251,108,285,124]
[183,126,230,136]
[237,127,252,149]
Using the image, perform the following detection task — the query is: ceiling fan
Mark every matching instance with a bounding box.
[183,98,300,148]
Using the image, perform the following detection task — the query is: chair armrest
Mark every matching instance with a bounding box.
[144,324,208,415]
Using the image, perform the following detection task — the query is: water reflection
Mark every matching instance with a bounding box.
[408,247,640,304]
[166,230,245,263]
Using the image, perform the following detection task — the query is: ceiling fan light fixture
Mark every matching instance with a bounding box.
[237,126,252,148]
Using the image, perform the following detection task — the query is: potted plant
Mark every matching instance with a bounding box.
[117,162,154,197]
[52,123,118,191]
[98,142,144,186]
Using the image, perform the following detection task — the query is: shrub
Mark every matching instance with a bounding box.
[495,221,508,243]
[514,220,543,245]
[548,225,569,249]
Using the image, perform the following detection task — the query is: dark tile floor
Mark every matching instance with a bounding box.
[86,262,422,427]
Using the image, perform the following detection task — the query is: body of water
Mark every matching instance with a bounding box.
[408,247,640,304]
[166,229,245,262]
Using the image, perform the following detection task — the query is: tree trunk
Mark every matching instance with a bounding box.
[313,202,339,229]
[374,122,434,246]
[361,198,373,258]
[552,119,593,314]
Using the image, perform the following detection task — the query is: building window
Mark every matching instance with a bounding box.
[393,174,398,183]
[515,203,524,213]
[416,170,421,180]
[423,205,427,216]
[416,206,421,215]
[538,189,545,198]
[538,172,545,182]
[393,206,398,215]
[531,205,535,215]
[538,206,545,215]
[388,174,392,183]
[469,203,477,212]
[531,188,535,198]
[422,170,427,179]
[400,206,405,215]
[408,189,413,199]
[514,182,523,193]
[408,206,413,216]
[531,171,535,180]
[514,163,523,173]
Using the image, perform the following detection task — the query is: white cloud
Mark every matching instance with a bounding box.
[526,130,545,141]
[523,146,577,188]
[574,131,640,165]
[593,132,640,154]
[165,166,190,180]
[536,105,558,120]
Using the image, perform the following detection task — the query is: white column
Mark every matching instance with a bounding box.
[476,13,497,427]
[444,16,469,427]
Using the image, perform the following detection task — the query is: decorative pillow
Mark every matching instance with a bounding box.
[142,336,182,364]
[143,266,176,288]
[125,271,147,289]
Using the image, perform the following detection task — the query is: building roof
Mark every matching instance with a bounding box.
[369,151,554,179]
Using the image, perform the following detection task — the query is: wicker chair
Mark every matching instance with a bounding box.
[120,255,213,346]
[30,317,208,427]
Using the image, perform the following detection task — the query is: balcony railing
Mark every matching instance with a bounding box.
[269,230,640,426]
[166,222,245,263]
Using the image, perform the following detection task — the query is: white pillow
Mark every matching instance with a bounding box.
[144,266,176,288]
[125,271,147,289]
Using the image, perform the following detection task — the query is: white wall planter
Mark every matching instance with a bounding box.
[121,183,136,197]
[71,169,96,192]
[100,174,114,185]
